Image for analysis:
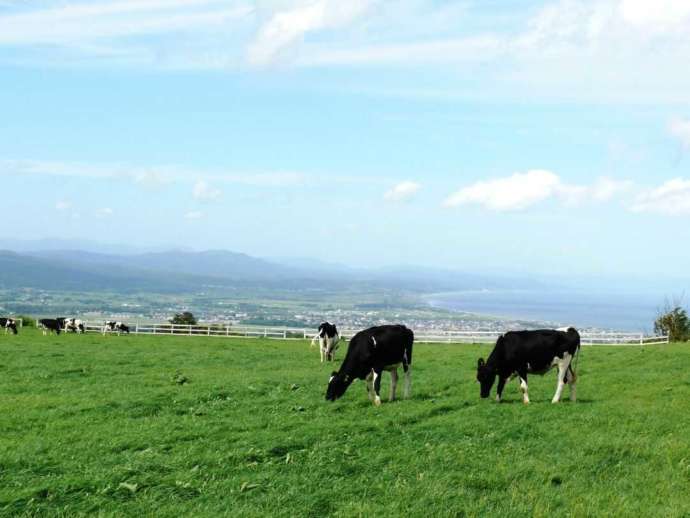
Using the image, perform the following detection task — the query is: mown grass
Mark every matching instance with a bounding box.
[1,331,689,517]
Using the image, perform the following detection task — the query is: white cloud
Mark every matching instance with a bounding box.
[55,200,72,210]
[248,0,374,66]
[444,170,632,211]
[669,118,690,149]
[631,178,690,214]
[184,210,204,220]
[96,207,114,217]
[192,179,222,201]
[0,0,253,46]
[383,181,421,202]
[0,159,308,188]
[619,0,690,29]
[444,170,561,211]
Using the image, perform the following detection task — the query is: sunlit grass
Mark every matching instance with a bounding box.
[1,331,689,516]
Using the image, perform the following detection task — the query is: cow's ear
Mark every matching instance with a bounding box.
[330,371,338,377]
[478,358,485,368]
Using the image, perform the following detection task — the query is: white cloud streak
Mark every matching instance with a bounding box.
[184,210,204,219]
[247,0,374,66]
[383,181,421,202]
[669,117,690,149]
[0,159,307,188]
[0,0,253,45]
[631,178,690,215]
[192,179,222,201]
[443,170,631,211]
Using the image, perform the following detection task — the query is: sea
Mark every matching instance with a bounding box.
[424,289,669,332]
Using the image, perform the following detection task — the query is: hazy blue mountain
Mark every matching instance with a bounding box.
[3,246,550,294]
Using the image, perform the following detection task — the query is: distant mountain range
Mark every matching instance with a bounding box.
[0,240,541,294]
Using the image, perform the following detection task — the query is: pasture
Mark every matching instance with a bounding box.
[1,331,689,517]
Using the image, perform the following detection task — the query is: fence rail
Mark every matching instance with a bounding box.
[75,321,670,346]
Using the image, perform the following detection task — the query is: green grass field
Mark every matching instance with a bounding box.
[1,331,689,517]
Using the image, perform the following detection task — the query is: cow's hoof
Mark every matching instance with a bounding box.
[523,400,530,405]
[373,397,382,407]
[551,399,560,404]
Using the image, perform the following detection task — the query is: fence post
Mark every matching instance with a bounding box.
[283,329,287,339]
[207,325,210,336]
[226,325,229,337]
[135,322,139,334]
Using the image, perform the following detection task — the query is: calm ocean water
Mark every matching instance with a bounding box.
[425,290,665,332]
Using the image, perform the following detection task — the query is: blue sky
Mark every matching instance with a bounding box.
[2,0,690,276]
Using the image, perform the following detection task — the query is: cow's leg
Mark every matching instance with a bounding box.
[320,345,325,363]
[365,371,374,401]
[389,369,398,402]
[403,364,412,399]
[496,376,507,402]
[552,354,571,403]
[567,364,577,402]
[372,369,383,406]
[517,368,530,404]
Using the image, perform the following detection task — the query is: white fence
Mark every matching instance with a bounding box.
[79,321,669,346]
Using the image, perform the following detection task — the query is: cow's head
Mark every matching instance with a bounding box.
[325,371,352,401]
[476,358,496,398]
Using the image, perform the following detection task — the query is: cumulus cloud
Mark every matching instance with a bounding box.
[184,210,204,220]
[443,170,561,211]
[631,178,690,214]
[248,0,374,66]
[443,170,631,211]
[383,181,421,202]
[55,200,72,210]
[192,179,222,201]
[669,118,690,149]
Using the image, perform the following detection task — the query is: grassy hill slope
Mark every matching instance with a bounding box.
[1,332,689,516]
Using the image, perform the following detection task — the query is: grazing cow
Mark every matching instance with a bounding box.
[60,318,85,333]
[1,318,18,335]
[326,324,414,406]
[39,318,62,335]
[476,327,580,404]
[103,321,130,335]
[311,322,340,362]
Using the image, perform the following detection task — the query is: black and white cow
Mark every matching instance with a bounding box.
[62,318,85,333]
[476,327,580,404]
[311,322,340,362]
[0,318,18,335]
[326,324,414,406]
[103,321,130,335]
[39,318,62,335]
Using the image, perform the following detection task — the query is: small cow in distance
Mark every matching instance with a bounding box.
[63,318,85,333]
[326,324,413,406]
[477,327,580,404]
[39,319,62,335]
[1,318,18,335]
[311,322,340,362]
[103,321,130,335]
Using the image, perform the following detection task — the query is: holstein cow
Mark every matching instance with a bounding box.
[103,321,130,335]
[63,318,85,333]
[311,322,340,362]
[39,318,62,335]
[326,324,413,406]
[0,318,18,335]
[476,327,580,404]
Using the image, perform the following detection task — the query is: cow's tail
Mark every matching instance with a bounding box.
[404,327,414,367]
[568,327,581,380]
